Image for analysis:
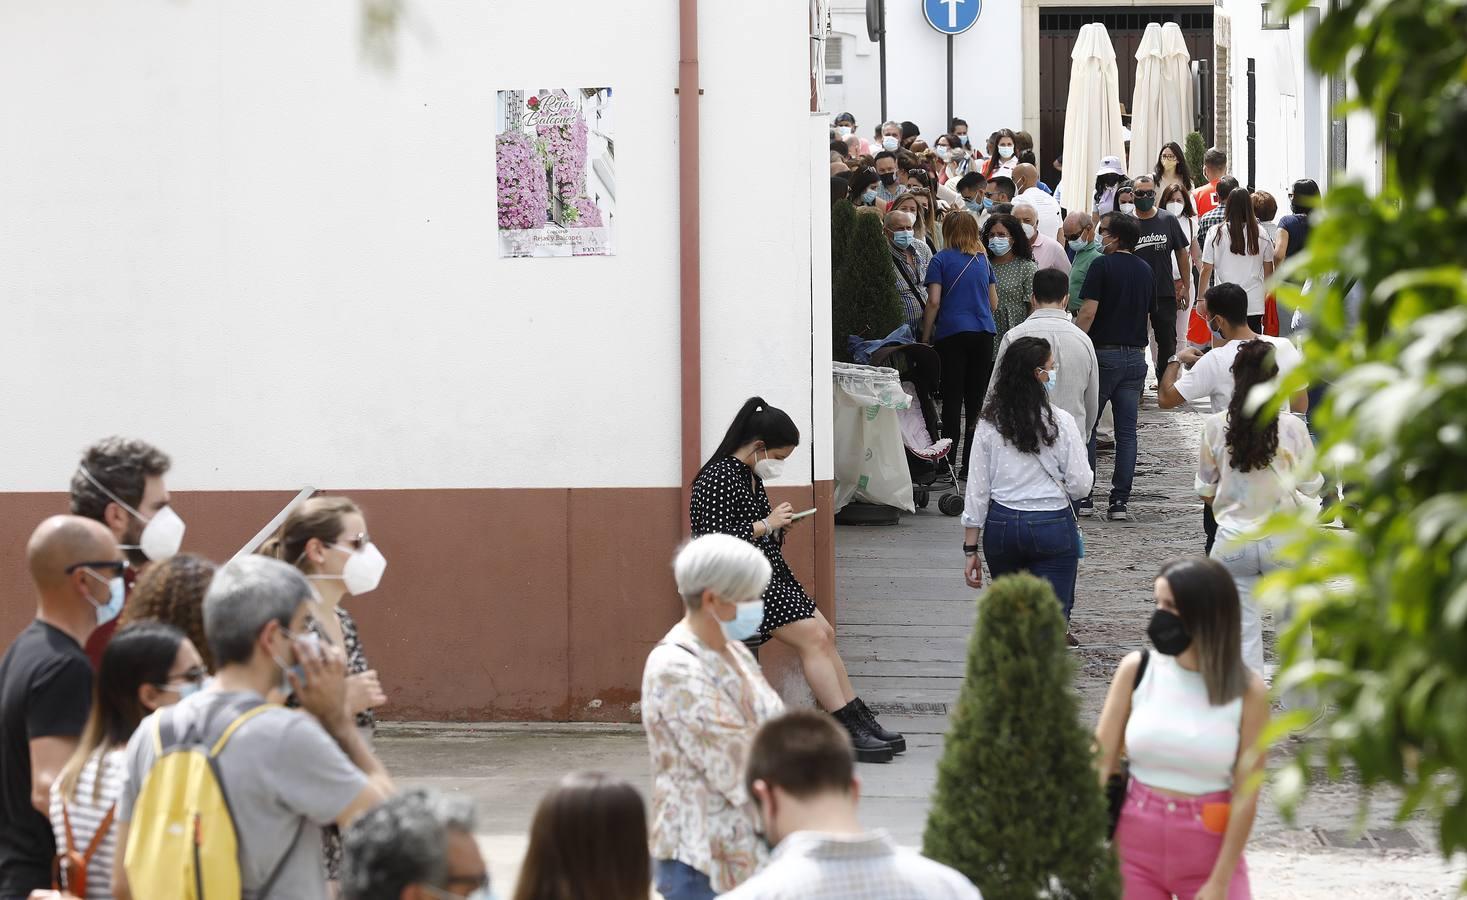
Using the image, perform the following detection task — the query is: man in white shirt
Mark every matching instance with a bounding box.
[990,268,1098,436]
[724,710,981,900]
[1157,282,1308,554]
[1012,203,1071,275]
[1012,163,1063,242]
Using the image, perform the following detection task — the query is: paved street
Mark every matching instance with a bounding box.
[382,386,1466,898]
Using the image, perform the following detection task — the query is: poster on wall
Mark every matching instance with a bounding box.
[495,87,614,258]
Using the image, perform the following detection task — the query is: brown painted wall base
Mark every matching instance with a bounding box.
[0,481,836,721]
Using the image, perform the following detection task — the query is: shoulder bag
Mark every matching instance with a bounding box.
[1104,648,1150,838]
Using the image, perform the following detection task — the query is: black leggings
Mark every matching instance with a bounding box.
[935,331,995,464]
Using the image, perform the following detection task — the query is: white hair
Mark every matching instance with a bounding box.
[1013,201,1037,216]
[673,534,771,608]
[884,209,916,230]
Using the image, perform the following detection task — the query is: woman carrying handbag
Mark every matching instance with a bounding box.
[1094,557,1271,899]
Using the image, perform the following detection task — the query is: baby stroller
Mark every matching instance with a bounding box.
[869,342,964,517]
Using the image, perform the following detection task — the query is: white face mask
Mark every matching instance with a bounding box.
[1166,202,1185,216]
[998,144,1014,159]
[882,136,900,152]
[1119,202,1137,215]
[935,146,951,161]
[836,125,852,137]
[1021,223,1037,239]
[312,542,388,596]
[77,466,186,562]
[752,449,785,481]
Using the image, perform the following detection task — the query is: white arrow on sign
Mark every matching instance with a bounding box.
[942,0,961,29]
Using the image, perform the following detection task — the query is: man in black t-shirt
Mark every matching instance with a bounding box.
[0,516,120,898]
[1129,174,1193,382]
[1075,212,1155,521]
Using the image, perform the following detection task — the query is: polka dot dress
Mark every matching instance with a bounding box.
[690,456,817,638]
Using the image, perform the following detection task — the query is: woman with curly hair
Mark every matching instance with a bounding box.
[960,337,1093,640]
[119,553,216,671]
[1197,340,1323,673]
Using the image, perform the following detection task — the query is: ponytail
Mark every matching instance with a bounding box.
[696,397,800,482]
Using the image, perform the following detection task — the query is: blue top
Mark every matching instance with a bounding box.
[1279,213,1311,256]
[924,249,998,341]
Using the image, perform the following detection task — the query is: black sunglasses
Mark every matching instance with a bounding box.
[65,560,127,577]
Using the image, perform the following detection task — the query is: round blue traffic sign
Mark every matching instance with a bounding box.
[923,0,982,35]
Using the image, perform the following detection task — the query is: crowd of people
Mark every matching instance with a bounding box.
[831,112,1327,896]
[0,115,1327,900]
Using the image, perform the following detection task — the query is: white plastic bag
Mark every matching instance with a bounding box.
[832,363,915,513]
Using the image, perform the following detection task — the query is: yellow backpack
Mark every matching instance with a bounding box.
[124,695,304,899]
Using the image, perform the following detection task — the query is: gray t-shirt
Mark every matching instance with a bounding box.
[119,690,367,899]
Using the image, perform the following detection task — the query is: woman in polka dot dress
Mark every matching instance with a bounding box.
[690,397,903,763]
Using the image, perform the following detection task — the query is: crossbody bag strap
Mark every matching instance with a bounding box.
[947,251,979,294]
[892,250,927,310]
[82,803,117,865]
[256,818,306,899]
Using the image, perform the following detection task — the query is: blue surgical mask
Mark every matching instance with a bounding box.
[174,681,202,699]
[988,236,1011,256]
[966,199,982,214]
[893,230,915,249]
[1043,370,1059,393]
[83,571,126,627]
[882,136,900,152]
[983,197,994,210]
[959,134,970,146]
[720,600,765,642]
[862,189,877,205]
[1068,238,1091,251]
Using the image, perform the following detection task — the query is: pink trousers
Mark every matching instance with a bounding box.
[1116,780,1252,899]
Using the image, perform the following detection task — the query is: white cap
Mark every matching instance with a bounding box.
[1096,155,1125,177]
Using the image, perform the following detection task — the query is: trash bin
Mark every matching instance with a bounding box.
[832,362,915,515]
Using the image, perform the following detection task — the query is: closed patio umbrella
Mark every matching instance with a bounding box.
[1128,23,1165,178]
[1158,24,1194,155]
[1057,23,1127,212]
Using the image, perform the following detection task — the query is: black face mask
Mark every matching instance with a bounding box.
[1134,195,1157,212]
[879,172,898,186]
[1147,609,1192,656]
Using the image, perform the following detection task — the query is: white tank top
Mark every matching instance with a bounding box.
[1125,653,1242,794]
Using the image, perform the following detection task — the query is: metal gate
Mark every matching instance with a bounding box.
[1037,7,1214,192]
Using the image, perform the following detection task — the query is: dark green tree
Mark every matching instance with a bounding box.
[1184,131,1206,183]
[831,211,903,362]
[831,199,855,279]
[1261,0,1467,867]
[923,574,1119,899]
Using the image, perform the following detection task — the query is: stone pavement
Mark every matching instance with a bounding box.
[381,385,1466,897]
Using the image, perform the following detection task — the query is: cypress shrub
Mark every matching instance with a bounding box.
[1184,131,1207,184]
[923,574,1119,900]
[831,211,903,362]
[831,199,856,278]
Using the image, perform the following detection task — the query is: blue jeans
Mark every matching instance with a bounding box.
[655,859,716,900]
[1088,347,1148,505]
[983,501,1080,619]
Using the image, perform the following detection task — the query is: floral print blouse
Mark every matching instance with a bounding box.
[641,620,785,891]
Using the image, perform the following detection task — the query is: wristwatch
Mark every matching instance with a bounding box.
[1167,354,1181,366]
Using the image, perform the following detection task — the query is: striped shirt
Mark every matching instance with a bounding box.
[722,830,981,899]
[48,747,126,900]
[1125,654,1242,795]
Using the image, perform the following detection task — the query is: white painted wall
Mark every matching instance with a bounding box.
[1219,0,1380,200]
[0,0,824,492]
[830,1,1019,145]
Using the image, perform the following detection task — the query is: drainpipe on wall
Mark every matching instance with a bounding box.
[678,0,702,527]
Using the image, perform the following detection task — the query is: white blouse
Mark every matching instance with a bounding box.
[962,406,1094,527]
[1195,410,1323,540]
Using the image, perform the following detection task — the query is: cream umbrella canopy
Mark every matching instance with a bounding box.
[1158,23,1195,157]
[1057,23,1127,212]
[1128,22,1165,178]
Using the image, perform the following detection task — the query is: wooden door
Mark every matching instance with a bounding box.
[1037,7,1214,195]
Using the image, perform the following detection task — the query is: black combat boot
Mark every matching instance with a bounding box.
[832,702,894,763]
[854,697,906,753]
